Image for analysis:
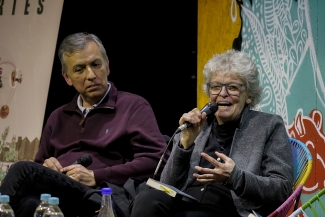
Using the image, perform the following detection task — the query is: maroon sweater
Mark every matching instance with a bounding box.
[35,82,168,186]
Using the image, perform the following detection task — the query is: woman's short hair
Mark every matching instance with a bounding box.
[202,49,263,108]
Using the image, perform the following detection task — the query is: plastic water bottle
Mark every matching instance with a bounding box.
[0,195,15,217]
[34,193,51,217]
[98,188,115,217]
[42,197,64,217]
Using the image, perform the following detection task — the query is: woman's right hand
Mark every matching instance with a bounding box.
[179,108,207,149]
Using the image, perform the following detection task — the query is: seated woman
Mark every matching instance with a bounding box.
[129,49,294,217]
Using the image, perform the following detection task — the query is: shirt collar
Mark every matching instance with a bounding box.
[77,82,111,116]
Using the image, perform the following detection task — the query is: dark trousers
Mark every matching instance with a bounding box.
[0,161,101,217]
[129,188,223,217]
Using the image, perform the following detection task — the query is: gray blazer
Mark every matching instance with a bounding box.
[161,107,294,217]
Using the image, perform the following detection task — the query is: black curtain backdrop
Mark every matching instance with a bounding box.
[44,0,198,138]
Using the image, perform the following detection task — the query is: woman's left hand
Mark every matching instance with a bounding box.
[193,151,235,183]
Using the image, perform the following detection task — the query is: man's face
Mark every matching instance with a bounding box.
[62,41,109,107]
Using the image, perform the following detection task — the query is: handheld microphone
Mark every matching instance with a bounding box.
[175,102,218,134]
[72,154,92,167]
[153,102,218,179]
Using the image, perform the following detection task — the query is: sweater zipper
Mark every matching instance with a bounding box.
[79,110,87,129]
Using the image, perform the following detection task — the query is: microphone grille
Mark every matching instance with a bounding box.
[209,102,218,112]
[205,102,218,117]
[80,155,92,167]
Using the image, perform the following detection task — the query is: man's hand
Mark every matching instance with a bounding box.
[193,151,235,183]
[60,165,96,187]
[43,157,63,172]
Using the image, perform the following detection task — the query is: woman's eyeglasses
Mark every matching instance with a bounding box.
[207,82,246,96]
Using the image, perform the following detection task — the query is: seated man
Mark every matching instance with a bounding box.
[0,32,169,217]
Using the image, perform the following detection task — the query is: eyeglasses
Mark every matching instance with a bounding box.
[207,82,246,96]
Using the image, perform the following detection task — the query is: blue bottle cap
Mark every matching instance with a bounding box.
[101,188,112,195]
[0,195,10,202]
[40,193,51,201]
[48,197,59,205]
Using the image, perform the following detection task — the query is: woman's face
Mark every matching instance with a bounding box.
[209,73,251,124]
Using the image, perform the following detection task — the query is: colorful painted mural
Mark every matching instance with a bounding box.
[198,0,325,211]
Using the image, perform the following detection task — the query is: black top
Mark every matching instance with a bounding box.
[184,117,241,217]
